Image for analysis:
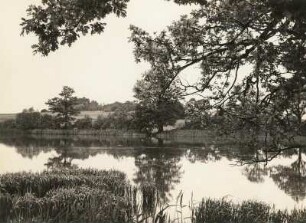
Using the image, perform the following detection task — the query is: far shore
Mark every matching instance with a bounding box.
[0,128,217,139]
[1,128,306,146]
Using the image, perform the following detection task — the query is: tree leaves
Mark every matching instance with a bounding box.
[21,0,129,56]
[46,86,80,129]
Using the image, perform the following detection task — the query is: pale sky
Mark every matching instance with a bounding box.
[0,0,195,113]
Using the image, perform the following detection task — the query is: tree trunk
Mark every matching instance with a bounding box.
[158,123,163,133]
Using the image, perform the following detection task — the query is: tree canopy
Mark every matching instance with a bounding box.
[129,0,306,144]
[21,0,130,55]
[133,70,185,133]
[46,86,80,129]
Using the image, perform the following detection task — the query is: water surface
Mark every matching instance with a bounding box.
[0,135,305,211]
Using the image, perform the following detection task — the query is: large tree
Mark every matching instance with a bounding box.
[46,86,80,129]
[129,0,306,145]
[133,70,184,133]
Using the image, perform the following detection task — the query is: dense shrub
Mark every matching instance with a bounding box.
[74,115,93,129]
[14,109,57,130]
[16,111,41,130]
[93,111,134,130]
[0,119,16,129]
[40,114,57,129]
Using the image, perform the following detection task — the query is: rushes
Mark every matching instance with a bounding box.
[0,169,128,197]
[0,169,133,223]
[1,169,306,223]
[193,199,306,223]
[12,187,131,223]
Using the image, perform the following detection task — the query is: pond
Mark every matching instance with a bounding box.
[0,135,306,211]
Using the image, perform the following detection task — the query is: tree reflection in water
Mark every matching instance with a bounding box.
[243,163,269,183]
[270,148,306,202]
[133,148,183,204]
[45,139,75,169]
[1,135,306,204]
[185,145,222,163]
[241,146,306,202]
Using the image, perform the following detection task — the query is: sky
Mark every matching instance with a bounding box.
[0,0,195,113]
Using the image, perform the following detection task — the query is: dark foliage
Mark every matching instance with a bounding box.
[74,115,93,129]
[46,86,80,129]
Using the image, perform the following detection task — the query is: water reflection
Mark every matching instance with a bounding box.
[133,149,183,203]
[243,163,269,183]
[270,148,306,202]
[45,142,75,169]
[0,135,306,209]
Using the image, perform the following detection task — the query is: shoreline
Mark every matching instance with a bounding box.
[0,128,213,138]
[0,128,146,138]
[1,128,306,146]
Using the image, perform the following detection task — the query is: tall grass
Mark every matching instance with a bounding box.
[193,199,306,223]
[1,169,306,223]
[0,169,139,223]
[0,169,128,197]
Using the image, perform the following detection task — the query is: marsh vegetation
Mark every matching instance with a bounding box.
[1,168,306,223]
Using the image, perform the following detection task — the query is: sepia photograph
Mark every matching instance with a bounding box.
[1,0,306,222]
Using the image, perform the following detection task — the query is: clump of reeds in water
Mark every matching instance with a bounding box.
[193,199,306,223]
[2,169,306,223]
[0,168,128,197]
[0,168,139,223]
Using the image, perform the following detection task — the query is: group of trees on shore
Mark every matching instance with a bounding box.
[1,84,305,137]
[0,86,187,133]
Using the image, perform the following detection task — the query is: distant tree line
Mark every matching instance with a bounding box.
[0,108,57,130]
[0,86,185,133]
[74,97,102,111]
[68,97,137,112]
[1,96,305,138]
[2,86,304,136]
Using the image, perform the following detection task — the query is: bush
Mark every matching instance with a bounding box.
[93,112,134,130]
[16,111,41,130]
[40,114,57,129]
[0,119,16,129]
[74,115,93,129]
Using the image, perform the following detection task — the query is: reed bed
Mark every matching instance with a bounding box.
[193,199,306,223]
[1,169,306,223]
[0,169,128,197]
[0,169,139,223]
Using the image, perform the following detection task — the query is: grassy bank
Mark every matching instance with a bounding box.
[1,169,306,223]
[30,129,145,137]
[0,128,213,139]
[0,128,146,137]
[157,129,215,139]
